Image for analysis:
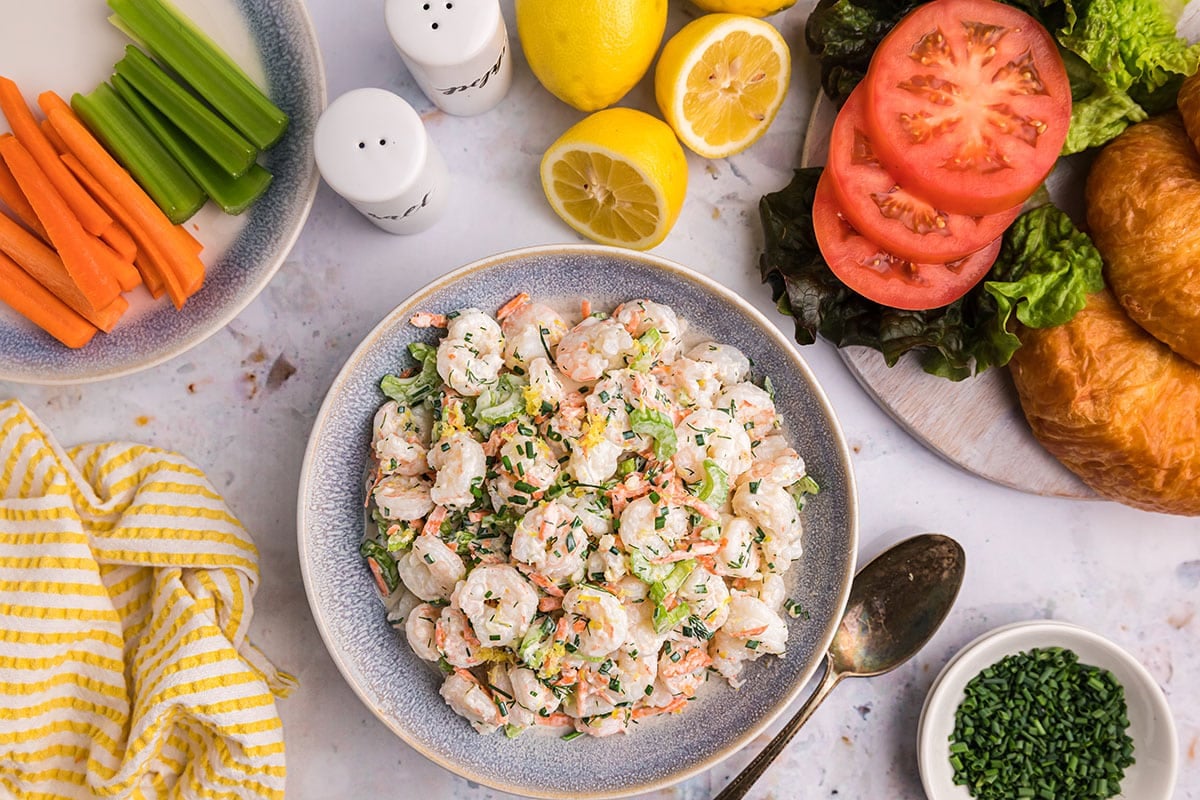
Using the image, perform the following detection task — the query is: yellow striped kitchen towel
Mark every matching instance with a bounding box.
[0,399,295,799]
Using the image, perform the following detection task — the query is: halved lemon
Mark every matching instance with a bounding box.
[540,108,688,251]
[655,14,791,159]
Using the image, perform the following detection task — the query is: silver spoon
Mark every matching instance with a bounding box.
[714,533,966,800]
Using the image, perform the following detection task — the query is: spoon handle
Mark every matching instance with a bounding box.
[713,660,843,800]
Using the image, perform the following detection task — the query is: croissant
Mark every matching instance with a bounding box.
[1085,111,1200,366]
[1009,289,1200,516]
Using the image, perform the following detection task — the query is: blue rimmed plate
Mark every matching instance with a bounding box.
[297,244,859,799]
[0,0,324,384]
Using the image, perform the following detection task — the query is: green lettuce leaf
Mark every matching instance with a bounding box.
[759,170,1104,381]
[380,342,440,406]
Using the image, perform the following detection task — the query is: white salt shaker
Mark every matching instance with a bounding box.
[313,88,448,235]
[385,0,512,116]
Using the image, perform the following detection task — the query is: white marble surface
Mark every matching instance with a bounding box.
[2,1,1198,798]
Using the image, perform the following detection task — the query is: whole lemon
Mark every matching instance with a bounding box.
[516,0,668,111]
[688,0,795,15]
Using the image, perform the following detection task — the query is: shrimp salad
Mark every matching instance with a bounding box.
[361,294,819,739]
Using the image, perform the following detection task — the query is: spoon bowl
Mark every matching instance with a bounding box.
[715,533,966,800]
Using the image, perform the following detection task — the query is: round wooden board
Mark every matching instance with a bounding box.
[800,93,1095,499]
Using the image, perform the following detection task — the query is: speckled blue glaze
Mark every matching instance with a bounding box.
[298,245,859,799]
[0,0,324,384]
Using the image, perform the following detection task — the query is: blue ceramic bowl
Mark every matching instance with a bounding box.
[298,244,858,798]
[0,0,324,384]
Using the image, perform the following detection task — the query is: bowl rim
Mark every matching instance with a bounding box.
[296,242,860,798]
[917,619,1179,800]
[0,0,326,386]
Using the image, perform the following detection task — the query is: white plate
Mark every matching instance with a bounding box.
[918,620,1178,800]
[0,0,324,384]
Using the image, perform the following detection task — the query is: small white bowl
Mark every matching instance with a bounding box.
[918,620,1177,800]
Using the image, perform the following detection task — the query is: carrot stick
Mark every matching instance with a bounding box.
[0,77,112,237]
[39,119,68,154]
[0,135,119,311]
[0,249,98,348]
[0,211,127,332]
[100,218,137,261]
[60,150,179,302]
[42,93,200,308]
[134,250,165,298]
[84,234,141,292]
[180,224,203,254]
[0,157,49,240]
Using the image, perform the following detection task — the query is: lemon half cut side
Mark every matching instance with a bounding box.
[655,14,791,159]
[540,108,688,251]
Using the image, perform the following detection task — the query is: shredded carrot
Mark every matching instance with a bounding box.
[0,249,97,348]
[538,596,562,612]
[496,292,530,321]
[0,134,119,311]
[632,697,688,720]
[366,558,390,597]
[534,712,573,727]
[41,93,201,308]
[580,299,591,317]
[422,505,447,536]
[0,211,126,332]
[0,77,111,237]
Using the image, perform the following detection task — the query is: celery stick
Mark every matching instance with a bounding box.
[71,84,206,224]
[108,0,289,150]
[115,45,257,178]
[112,75,272,215]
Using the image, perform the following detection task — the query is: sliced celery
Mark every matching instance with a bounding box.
[108,0,289,150]
[71,84,206,224]
[115,45,257,178]
[112,74,272,215]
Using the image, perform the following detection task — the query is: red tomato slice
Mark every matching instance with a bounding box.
[812,169,1001,310]
[862,0,1070,215]
[826,84,1021,263]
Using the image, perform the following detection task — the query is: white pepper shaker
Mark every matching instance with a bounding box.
[385,0,512,116]
[313,88,448,235]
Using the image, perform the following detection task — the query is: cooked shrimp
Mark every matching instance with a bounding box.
[486,663,535,730]
[509,666,561,716]
[716,382,777,442]
[555,317,635,383]
[676,565,731,633]
[562,585,630,659]
[737,573,787,612]
[618,495,689,561]
[674,408,753,485]
[566,436,622,485]
[657,643,712,698]
[712,515,761,579]
[526,357,565,413]
[501,300,569,370]
[708,594,788,687]
[440,670,501,734]
[511,501,588,584]
[437,309,505,396]
[405,603,442,662]
[586,369,674,450]
[428,432,486,509]
[373,474,435,522]
[688,341,750,385]
[489,432,560,510]
[372,400,431,476]
[732,478,803,571]
[452,565,538,648]
[435,607,485,668]
[574,708,631,738]
[613,299,685,363]
[586,533,627,584]
[395,535,465,601]
[746,434,806,487]
[660,357,721,410]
